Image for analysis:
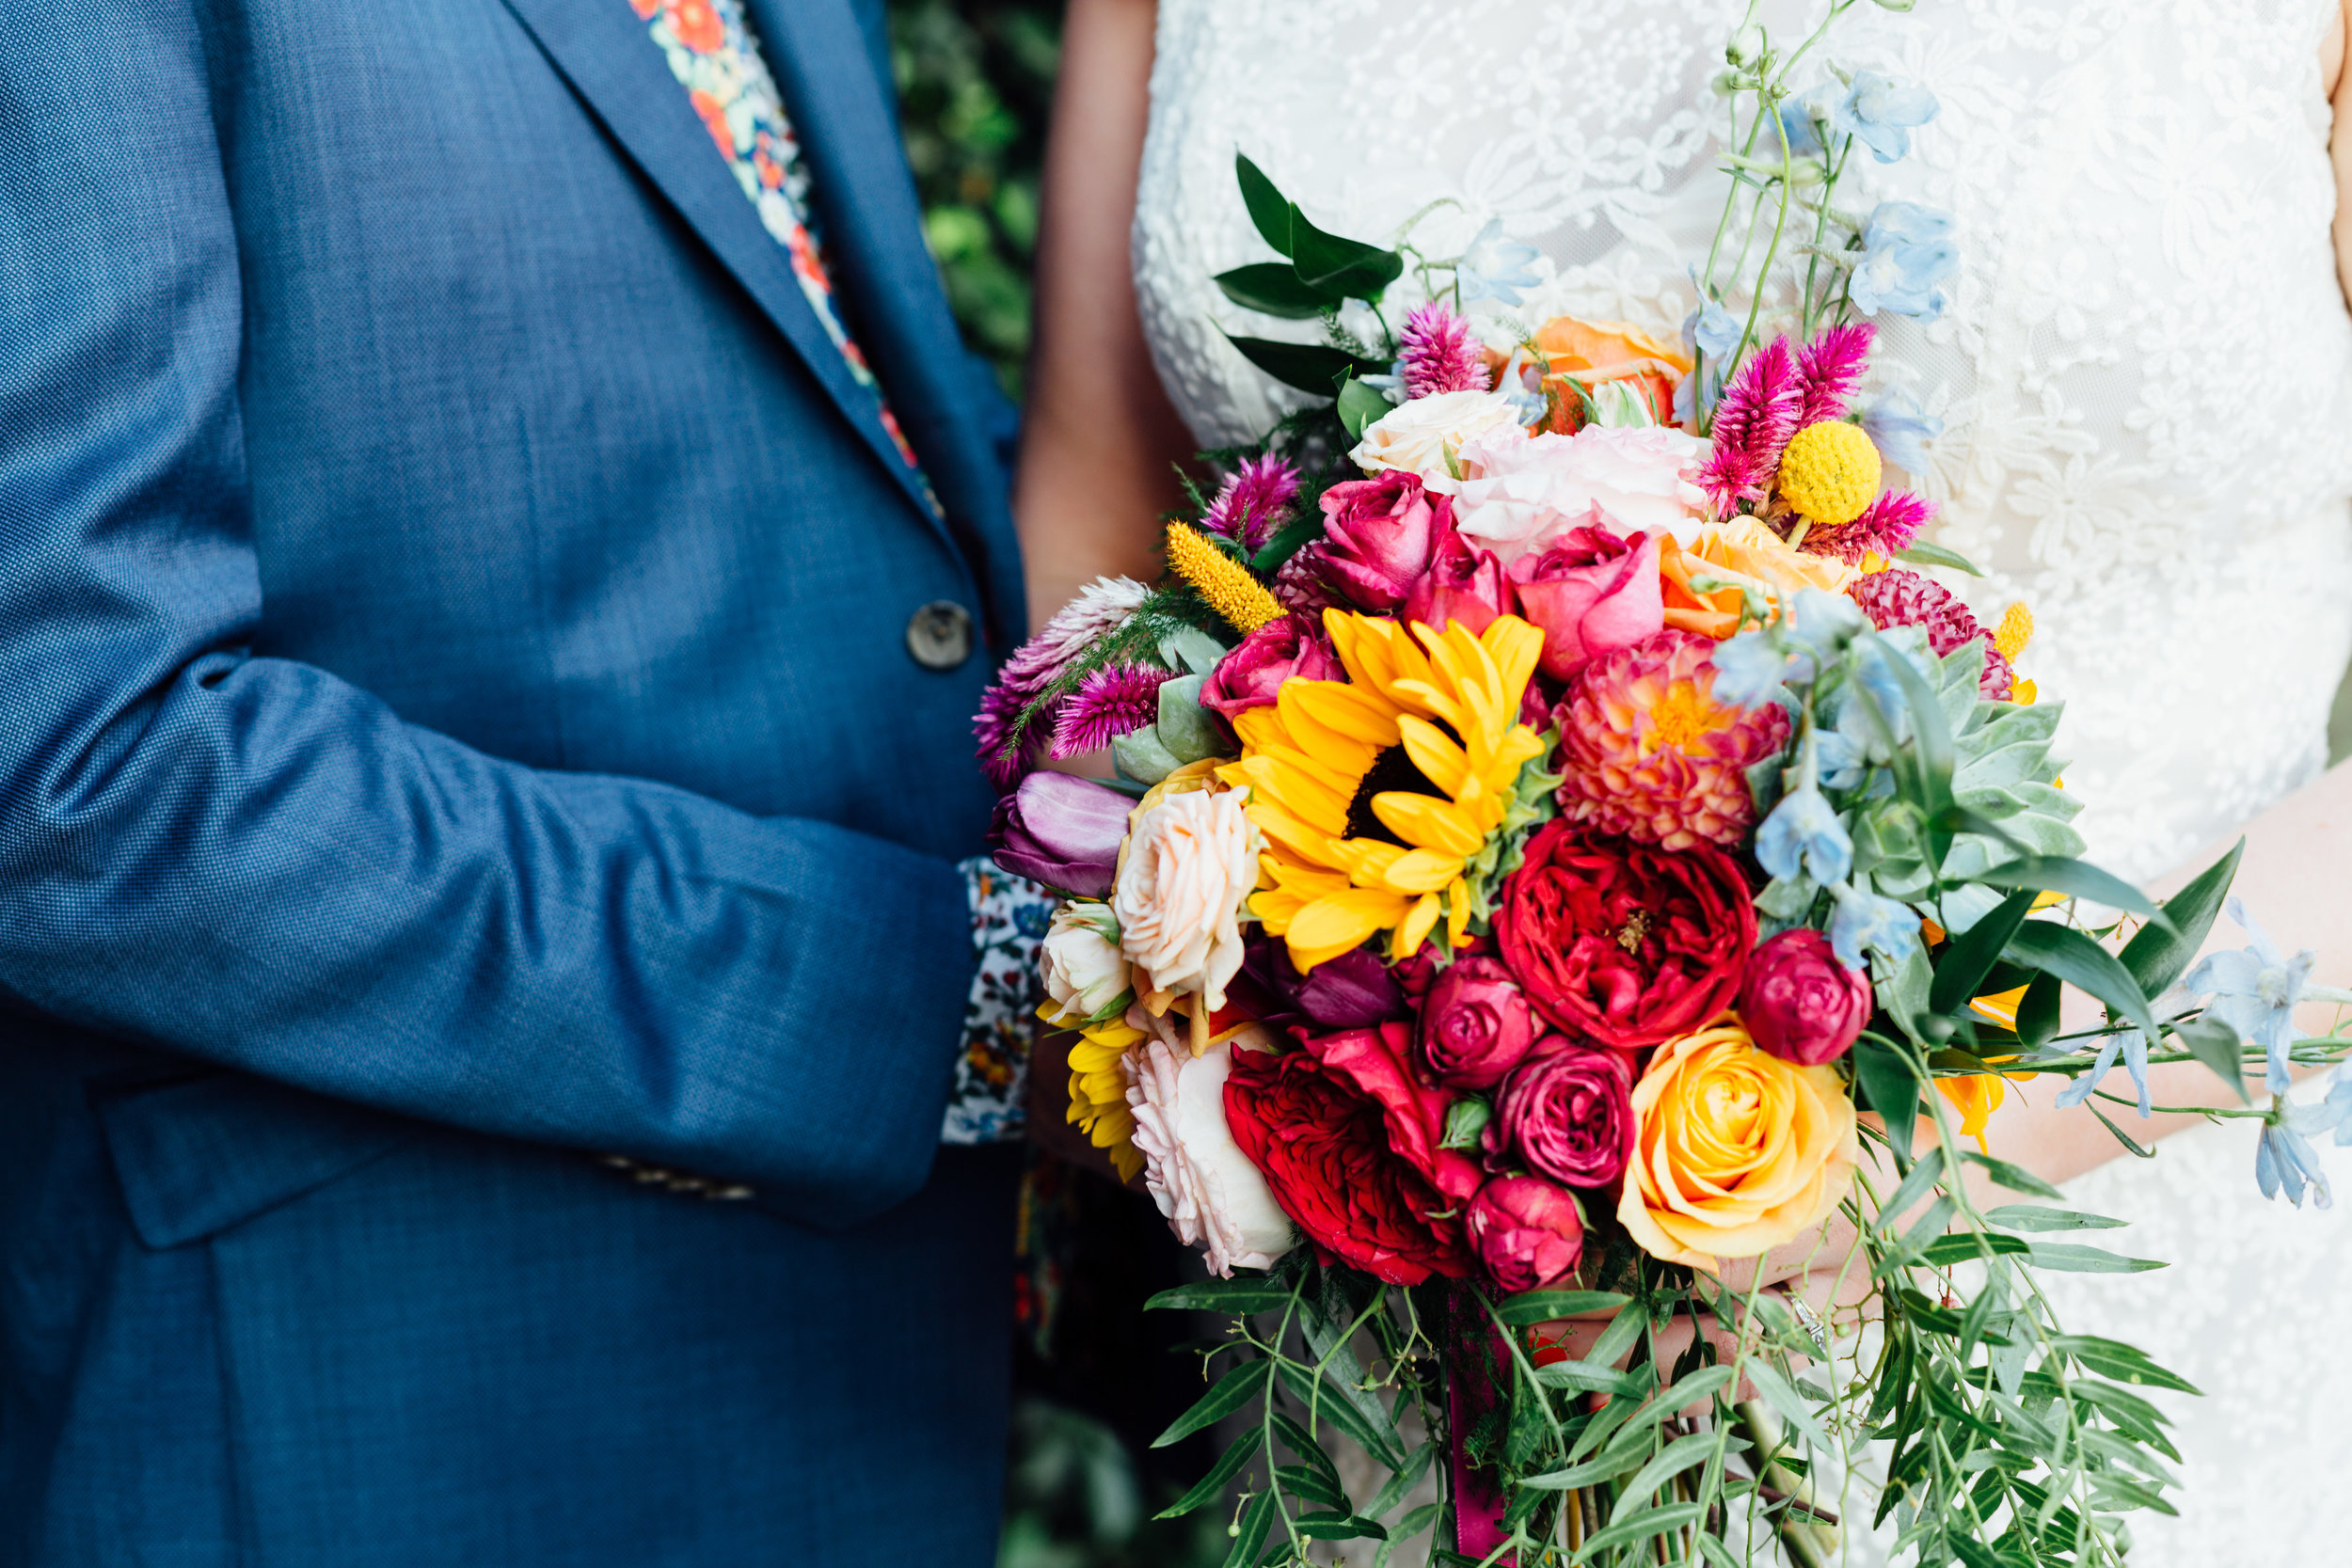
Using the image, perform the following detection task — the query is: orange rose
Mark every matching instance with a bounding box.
[1658,516,1861,639]
[1486,317,1694,434]
[1618,1022,1859,1268]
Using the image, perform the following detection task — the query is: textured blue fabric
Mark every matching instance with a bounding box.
[0,0,1025,1560]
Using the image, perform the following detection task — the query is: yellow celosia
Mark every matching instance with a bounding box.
[1049,1005,1146,1182]
[1166,521,1282,634]
[1775,420,1882,528]
[1216,611,1546,971]
[1993,600,2034,661]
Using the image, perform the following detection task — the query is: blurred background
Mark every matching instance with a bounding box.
[879,4,2352,1563]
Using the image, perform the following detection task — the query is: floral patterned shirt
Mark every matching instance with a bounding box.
[628,0,941,517]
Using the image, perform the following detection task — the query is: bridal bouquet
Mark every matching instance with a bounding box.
[978,5,2352,1564]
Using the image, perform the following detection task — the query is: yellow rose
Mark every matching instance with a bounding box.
[1618,1022,1860,1268]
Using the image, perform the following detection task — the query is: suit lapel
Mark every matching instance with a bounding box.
[747,0,1025,642]
[496,0,947,532]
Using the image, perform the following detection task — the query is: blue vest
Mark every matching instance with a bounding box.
[0,0,1025,1560]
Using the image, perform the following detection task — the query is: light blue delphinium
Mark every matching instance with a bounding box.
[2255,1081,2352,1208]
[2054,985,2197,1121]
[1710,628,1795,709]
[1456,219,1542,307]
[1686,293,1742,359]
[1850,202,1958,321]
[1786,588,1867,663]
[2185,899,2318,1094]
[1710,589,1867,710]
[1756,784,1854,888]
[1845,626,1939,746]
[1828,880,1921,969]
[1832,72,1941,164]
[1861,388,1945,474]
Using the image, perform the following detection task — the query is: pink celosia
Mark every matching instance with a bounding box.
[973,576,1152,785]
[1804,488,1935,564]
[1846,568,2014,700]
[1697,336,1803,514]
[1551,629,1792,850]
[1200,454,1302,550]
[1051,663,1178,757]
[1792,322,1876,428]
[1399,303,1492,399]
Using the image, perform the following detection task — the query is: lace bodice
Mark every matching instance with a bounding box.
[1133,0,2352,888]
[1131,5,2352,1562]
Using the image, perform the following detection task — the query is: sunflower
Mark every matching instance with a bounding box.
[1049,1006,1147,1182]
[1217,610,1547,972]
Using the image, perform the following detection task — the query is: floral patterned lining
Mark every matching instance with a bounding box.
[629,0,942,516]
[946,857,1053,1144]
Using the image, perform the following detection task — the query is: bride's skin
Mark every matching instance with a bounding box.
[1017,0,2352,1212]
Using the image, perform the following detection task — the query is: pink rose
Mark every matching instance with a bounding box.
[1400,527,1514,637]
[1200,612,1342,721]
[1317,471,1447,611]
[1454,425,1708,562]
[1738,927,1874,1066]
[1466,1176,1584,1294]
[1508,526,1665,682]
[1418,956,1540,1091]
[1491,1043,1634,1189]
[1306,1022,1483,1203]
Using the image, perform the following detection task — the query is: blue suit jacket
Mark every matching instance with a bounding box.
[0,0,1028,1561]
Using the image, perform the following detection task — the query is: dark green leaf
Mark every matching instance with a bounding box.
[1972,856,2160,921]
[1148,1278,1295,1314]
[1364,1440,1436,1521]
[1984,1205,2126,1232]
[1273,1359,1406,1469]
[1297,1512,1388,1541]
[1267,1413,1340,1484]
[1852,1036,1922,1162]
[2026,1242,2164,1274]
[2002,920,2157,1041]
[1337,377,1392,441]
[2171,1017,2248,1102]
[1275,1465,1345,1510]
[1493,1290,1632,1326]
[1222,1488,1279,1568]
[1156,1357,1273,1448]
[1613,1432,1720,1513]
[2014,972,2062,1051]
[1931,890,2039,1017]
[1249,514,1326,577]
[1533,1359,1649,1399]
[1919,1232,2031,1267]
[2121,838,2245,996]
[1895,540,1985,575]
[1222,334,1376,397]
[1373,1502,1440,1568]
[1234,154,1294,257]
[1157,1430,1261,1519]
[1961,1149,2065,1199]
[1286,206,1405,298]
[1574,1502,1706,1560]
[1215,261,1343,319]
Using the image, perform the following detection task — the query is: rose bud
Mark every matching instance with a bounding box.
[1039,905,1131,1024]
[1739,927,1875,1066]
[1492,1043,1635,1189]
[1508,525,1665,682]
[1316,470,1448,611]
[1466,1176,1584,1294]
[1418,956,1540,1090]
[989,770,1131,898]
[1200,612,1342,722]
[1400,526,1514,637]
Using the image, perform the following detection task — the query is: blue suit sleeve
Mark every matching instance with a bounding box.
[0,3,974,1227]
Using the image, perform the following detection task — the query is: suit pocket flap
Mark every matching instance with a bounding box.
[97,1073,420,1248]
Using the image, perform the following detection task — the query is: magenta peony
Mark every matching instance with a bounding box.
[1465,1176,1584,1294]
[1418,955,1541,1090]
[1739,927,1875,1066]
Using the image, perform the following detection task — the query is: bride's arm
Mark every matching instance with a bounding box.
[1013,0,1196,633]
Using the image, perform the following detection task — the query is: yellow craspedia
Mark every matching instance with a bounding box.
[1166,521,1282,634]
[1775,420,1882,528]
[1993,600,2034,661]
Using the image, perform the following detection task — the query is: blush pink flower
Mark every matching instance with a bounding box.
[1454,426,1709,562]
[1552,629,1792,849]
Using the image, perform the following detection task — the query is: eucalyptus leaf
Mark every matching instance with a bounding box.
[1296,1512,1388,1541]
[1961,1149,2066,1198]
[1158,624,1232,676]
[2026,1242,2165,1274]
[2054,1335,2201,1394]
[1221,1487,1279,1568]
[1153,675,1220,764]
[1112,726,1183,786]
[1155,1358,1272,1448]
[1147,1278,1295,1314]
[1743,1360,1834,1449]
[1895,539,1985,575]
[1984,1205,2127,1232]
[1917,1232,2031,1267]
[1493,1290,1632,1327]
[1364,1440,1436,1521]
[1273,1359,1406,1469]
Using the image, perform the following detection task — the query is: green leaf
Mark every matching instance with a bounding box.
[1148,1279,1295,1314]
[1222,334,1375,397]
[1895,539,1985,575]
[2054,1335,2201,1394]
[1297,1512,1388,1541]
[2026,1242,2165,1274]
[1336,376,1392,440]
[1249,514,1327,577]
[1157,1430,1260,1519]
[2002,920,2157,1041]
[1267,1413,1340,1484]
[2171,1017,2248,1101]
[1984,1205,2126,1232]
[1880,1145,1948,1227]
[1972,855,2160,921]
[1961,1149,2065,1199]
[1234,154,1294,257]
[1286,205,1405,298]
[1492,1291,1632,1327]
[2121,837,2245,996]
[1273,1359,1406,1469]
[1918,1232,2031,1267]
[1574,1502,1707,1561]
[1372,1502,1440,1568]
[2086,1100,2156,1159]
[1743,1359,1835,1451]
[2014,971,2062,1051]
[1364,1440,1436,1521]
[1612,1432,1721,1516]
[1222,1487,1279,1568]
[1533,1359,1650,1399]
[1275,1465,1345,1510]
[1851,1036,1922,1162]
[1216,262,1343,319]
[1930,890,2038,1017]
[1155,1358,1273,1448]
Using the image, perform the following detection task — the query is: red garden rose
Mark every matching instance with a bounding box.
[1223,1034,1474,1285]
[1739,927,1874,1066]
[1494,824,1756,1053]
[1418,955,1541,1090]
[1465,1176,1584,1294]
[1308,1022,1484,1203]
[1489,1040,1634,1188]
[1317,470,1449,611]
[1201,612,1343,722]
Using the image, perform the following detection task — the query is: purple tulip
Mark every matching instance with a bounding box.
[1230,934,1406,1031]
[1466,1176,1584,1294]
[1318,471,1447,611]
[988,770,1130,897]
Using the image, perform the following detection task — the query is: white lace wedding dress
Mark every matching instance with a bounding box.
[1129,2,2352,1560]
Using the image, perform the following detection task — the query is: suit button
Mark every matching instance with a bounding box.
[906,600,975,669]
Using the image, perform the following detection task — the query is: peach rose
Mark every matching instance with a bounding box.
[1659,517,1861,640]
[1113,785,1262,1012]
[1617,1022,1860,1268]
[1486,317,1693,434]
